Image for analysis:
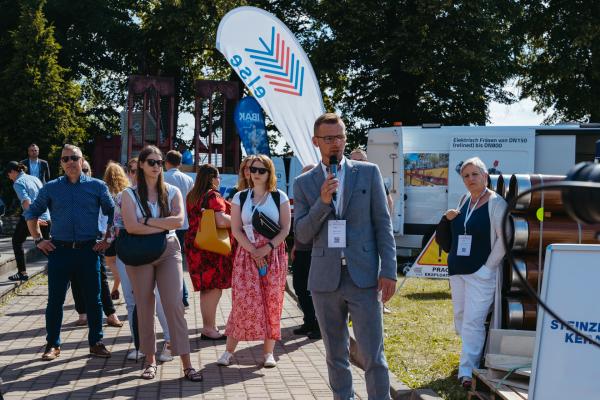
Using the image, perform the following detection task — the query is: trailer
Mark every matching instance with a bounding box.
[366,124,600,254]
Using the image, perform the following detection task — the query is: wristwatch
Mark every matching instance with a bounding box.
[34,237,44,246]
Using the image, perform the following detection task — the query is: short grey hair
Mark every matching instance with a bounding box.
[62,144,83,156]
[460,157,487,175]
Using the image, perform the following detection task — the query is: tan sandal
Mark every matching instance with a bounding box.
[141,364,157,380]
[183,367,203,382]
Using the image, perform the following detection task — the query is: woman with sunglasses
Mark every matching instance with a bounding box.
[185,164,234,340]
[217,154,291,368]
[121,145,202,381]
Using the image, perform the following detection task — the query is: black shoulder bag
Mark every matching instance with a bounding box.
[240,189,282,240]
[116,189,168,266]
[435,194,467,253]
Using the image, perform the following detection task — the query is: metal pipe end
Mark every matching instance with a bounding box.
[509,174,532,210]
[511,215,529,251]
[506,298,524,329]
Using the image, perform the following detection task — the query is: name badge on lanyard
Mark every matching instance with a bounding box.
[457,189,486,257]
[328,220,346,248]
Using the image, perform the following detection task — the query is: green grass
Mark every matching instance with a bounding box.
[384,277,467,400]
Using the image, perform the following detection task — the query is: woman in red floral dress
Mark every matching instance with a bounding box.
[217,155,291,368]
[185,164,234,340]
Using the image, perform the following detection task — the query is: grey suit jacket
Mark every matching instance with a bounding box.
[293,158,397,292]
[21,158,51,184]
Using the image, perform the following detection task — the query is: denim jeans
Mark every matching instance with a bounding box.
[46,245,103,347]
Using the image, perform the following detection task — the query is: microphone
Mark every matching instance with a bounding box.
[329,155,338,201]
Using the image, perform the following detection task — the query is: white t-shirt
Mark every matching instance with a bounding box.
[123,184,181,238]
[232,189,289,225]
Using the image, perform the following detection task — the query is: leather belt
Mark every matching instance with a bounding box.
[52,239,97,249]
[341,256,348,266]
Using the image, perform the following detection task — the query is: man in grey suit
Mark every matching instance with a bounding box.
[21,143,51,184]
[294,113,397,400]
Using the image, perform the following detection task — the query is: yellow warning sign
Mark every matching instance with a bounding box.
[416,234,448,266]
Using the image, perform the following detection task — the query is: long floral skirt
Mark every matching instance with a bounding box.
[225,233,288,340]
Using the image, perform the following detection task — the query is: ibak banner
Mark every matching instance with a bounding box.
[234,97,270,156]
[217,6,323,166]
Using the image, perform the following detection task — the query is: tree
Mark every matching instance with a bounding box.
[258,0,524,148]
[518,0,600,123]
[0,0,87,166]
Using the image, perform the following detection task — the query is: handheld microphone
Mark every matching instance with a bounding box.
[329,155,338,201]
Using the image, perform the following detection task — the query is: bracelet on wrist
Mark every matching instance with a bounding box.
[144,216,150,226]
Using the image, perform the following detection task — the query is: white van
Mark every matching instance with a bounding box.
[367,124,600,254]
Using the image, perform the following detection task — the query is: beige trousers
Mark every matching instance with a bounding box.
[126,237,190,356]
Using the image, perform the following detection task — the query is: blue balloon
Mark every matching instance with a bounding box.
[234,97,270,155]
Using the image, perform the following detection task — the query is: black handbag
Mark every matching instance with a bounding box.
[115,189,167,266]
[435,216,452,253]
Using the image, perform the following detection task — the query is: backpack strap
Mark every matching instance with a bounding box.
[271,190,280,213]
[239,189,250,209]
[239,189,281,212]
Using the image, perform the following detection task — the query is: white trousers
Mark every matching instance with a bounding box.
[116,256,171,342]
[449,266,497,378]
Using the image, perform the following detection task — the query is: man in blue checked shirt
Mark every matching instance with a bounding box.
[6,161,51,282]
[25,144,115,361]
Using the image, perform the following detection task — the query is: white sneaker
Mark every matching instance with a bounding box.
[263,353,276,368]
[217,351,233,366]
[157,342,173,362]
[126,349,145,360]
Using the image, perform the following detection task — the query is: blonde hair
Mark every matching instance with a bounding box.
[237,155,255,191]
[249,154,277,192]
[313,113,346,136]
[460,157,488,176]
[103,161,130,195]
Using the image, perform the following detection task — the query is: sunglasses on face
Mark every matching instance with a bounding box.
[249,166,269,175]
[145,159,164,167]
[82,169,89,173]
[61,155,82,163]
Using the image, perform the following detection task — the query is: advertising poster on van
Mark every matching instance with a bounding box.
[448,132,535,208]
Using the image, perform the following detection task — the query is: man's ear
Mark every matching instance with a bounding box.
[312,137,319,147]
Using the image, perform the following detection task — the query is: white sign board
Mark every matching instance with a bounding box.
[529,244,600,399]
[448,132,535,208]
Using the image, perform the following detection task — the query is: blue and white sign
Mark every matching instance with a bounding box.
[234,97,270,156]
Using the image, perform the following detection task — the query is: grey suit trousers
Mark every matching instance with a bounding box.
[312,268,391,400]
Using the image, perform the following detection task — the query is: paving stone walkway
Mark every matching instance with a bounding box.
[0,272,370,399]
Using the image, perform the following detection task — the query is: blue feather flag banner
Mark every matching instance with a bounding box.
[234,97,270,156]
[217,6,322,166]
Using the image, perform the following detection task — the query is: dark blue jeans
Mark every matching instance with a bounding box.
[46,245,103,347]
[176,229,189,306]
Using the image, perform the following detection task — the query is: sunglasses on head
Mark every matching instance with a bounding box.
[82,168,89,173]
[145,159,164,167]
[61,155,81,163]
[249,166,269,175]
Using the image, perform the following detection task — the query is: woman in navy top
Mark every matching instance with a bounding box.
[442,157,507,389]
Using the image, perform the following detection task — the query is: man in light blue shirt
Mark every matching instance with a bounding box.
[6,161,51,281]
[164,150,194,307]
[21,143,51,184]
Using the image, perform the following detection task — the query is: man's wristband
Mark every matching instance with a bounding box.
[34,237,44,245]
[144,217,150,226]
[267,242,275,250]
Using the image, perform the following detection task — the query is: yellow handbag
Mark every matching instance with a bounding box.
[193,193,232,256]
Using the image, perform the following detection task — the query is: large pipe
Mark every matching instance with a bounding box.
[507,174,566,212]
[503,256,541,294]
[488,174,499,192]
[495,174,507,198]
[503,297,537,331]
[511,215,600,252]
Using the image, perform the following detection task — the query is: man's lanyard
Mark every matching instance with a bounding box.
[463,188,487,234]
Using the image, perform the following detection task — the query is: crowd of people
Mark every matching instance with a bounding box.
[2,113,505,398]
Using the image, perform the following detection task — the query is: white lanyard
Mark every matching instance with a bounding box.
[463,189,487,234]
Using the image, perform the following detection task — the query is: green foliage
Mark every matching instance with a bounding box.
[518,0,600,123]
[0,0,87,167]
[262,0,523,148]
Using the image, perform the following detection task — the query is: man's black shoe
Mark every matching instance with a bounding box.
[8,272,28,282]
[307,329,322,340]
[293,325,312,335]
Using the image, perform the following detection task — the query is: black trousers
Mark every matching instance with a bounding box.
[72,253,115,317]
[12,216,50,273]
[292,249,317,327]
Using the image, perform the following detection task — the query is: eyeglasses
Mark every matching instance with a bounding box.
[129,169,137,174]
[249,166,269,175]
[145,159,164,167]
[316,135,346,144]
[82,169,89,173]
[61,155,82,163]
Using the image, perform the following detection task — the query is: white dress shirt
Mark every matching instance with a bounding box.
[320,156,347,217]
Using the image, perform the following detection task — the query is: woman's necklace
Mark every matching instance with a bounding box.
[251,189,268,212]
